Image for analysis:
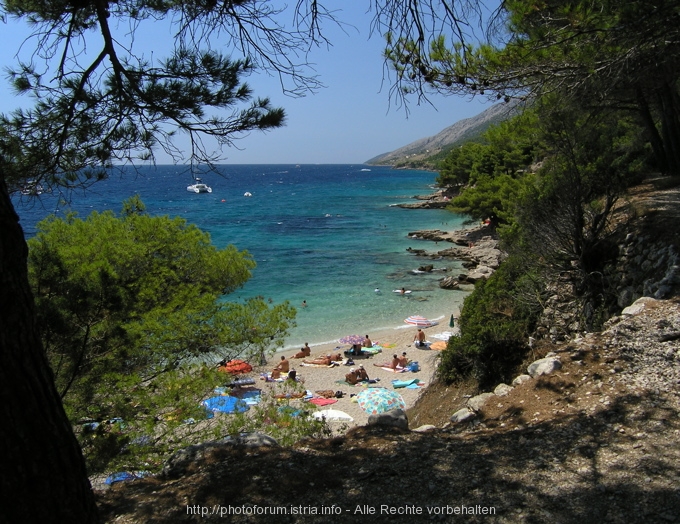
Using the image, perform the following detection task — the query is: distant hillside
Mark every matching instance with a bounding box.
[365,101,518,169]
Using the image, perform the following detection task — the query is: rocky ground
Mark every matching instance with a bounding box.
[96,297,680,523]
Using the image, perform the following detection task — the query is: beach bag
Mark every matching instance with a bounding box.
[408,361,420,372]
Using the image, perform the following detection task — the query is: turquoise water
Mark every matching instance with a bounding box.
[13,164,468,350]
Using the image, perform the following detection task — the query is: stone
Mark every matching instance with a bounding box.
[494,383,514,397]
[513,374,532,386]
[439,276,460,289]
[367,408,409,430]
[527,357,562,377]
[467,392,495,412]
[621,297,658,316]
[412,424,437,433]
[450,408,476,424]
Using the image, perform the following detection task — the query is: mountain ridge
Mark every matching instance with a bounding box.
[366,101,518,168]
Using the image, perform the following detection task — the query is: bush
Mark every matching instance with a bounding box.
[438,258,542,388]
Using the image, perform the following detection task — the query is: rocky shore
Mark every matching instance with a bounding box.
[405,223,505,285]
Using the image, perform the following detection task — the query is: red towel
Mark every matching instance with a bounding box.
[309,397,337,406]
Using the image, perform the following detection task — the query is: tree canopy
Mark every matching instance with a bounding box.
[28,196,297,473]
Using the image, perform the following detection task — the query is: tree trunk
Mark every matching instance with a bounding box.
[636,87,668,172]
[0,176,99,523]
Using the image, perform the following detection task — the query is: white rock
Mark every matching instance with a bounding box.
[528,357,562,377]
[467,392,496,411]
[450,408,476,424]
[512,374,532,386]
[494,383,514,397]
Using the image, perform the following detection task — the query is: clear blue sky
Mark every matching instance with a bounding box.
[0,3,493,165]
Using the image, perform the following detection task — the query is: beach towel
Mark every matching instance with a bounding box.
[309,397,337,406]
[377,366,407,373]
[105,471,148,485]
[392,378,420,389]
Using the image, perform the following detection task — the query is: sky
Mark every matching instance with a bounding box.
[0,2,494,165]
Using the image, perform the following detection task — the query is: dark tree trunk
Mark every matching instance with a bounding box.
[658,82,680,175]
[0,176,99,523]
[636,87,669,172]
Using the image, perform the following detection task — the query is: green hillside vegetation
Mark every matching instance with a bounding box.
[436,110,662,386]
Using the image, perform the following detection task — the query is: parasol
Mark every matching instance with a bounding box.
[404,315,438,327]
[355,388,405,415]
[339,334,365,345]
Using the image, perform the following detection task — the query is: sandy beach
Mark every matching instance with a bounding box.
[248,321,454,431]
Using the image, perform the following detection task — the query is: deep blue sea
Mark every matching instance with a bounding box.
[12,164,469,350]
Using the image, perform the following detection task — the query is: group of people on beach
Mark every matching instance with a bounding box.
[264,328,423,386]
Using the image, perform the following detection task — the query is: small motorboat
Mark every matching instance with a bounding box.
[186,178,212,193]
[244,192,252,197]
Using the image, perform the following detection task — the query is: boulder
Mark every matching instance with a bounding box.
[467,392,495,412]
[621,297,658,316]
[450,408,476,424]
[439,276,460,289]
[367,408,409,430]
[512,374,532,386]
[465,265,495,283]
[527,357,562,377]
[494,383,514,397]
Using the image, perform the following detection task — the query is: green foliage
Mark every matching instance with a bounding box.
[436,110,540,222]
[438,257,543,388]
[450,173,529,224]
[27,197,298,473]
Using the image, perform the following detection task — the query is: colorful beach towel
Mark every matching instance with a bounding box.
[392,378,420,389]
[309,397,338,406]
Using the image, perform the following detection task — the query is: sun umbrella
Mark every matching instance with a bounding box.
[218,359,253,375]
[449,314,455,328]
[404,315,438,327]
[339,334,365,345]
[312,409,354,422]
[355,388,405,415]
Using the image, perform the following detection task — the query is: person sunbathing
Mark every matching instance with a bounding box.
[363,335,373,348]
[303,354,333,366]
[345,368,360,385]
[372,354,402,372]
[356,365,370,381]
[292,345,311,359]
[397,352,409,368]
[273,355,290,373]
[414,328,426,347]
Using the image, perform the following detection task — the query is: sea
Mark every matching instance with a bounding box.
[12,164,469,351]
